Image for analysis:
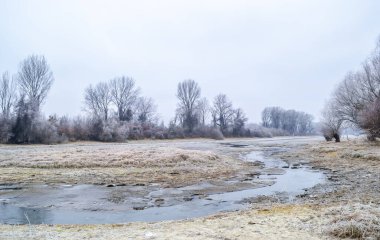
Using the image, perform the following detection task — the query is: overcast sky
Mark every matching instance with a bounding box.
[1,0,380,124]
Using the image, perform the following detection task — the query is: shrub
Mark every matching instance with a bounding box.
[31,117,67,144]
[208,128,224,140]
[0,116,13,143]
[88,118,129,142]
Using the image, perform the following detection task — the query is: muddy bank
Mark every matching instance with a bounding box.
[0,205,324,240]
[0,145,324,224]
[2,137,378,239]
[273,138,380,239]
[275,138,380,206]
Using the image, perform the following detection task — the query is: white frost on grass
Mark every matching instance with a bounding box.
[323,203,380,239]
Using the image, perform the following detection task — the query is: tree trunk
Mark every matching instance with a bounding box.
[333,133,340,142]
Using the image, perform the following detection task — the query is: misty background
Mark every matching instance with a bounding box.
[1,0,380,124]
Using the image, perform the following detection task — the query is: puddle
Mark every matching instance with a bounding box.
[0,149,325,224]
[220,143,249,148]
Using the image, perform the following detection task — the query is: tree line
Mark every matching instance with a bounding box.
[321,38,380,142]
[261,107,314,136]
[0,55,316,144]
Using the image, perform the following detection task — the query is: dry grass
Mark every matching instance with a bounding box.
[277,138,380,205]
[2,137,379,239]
[0,141,251,186]
[273,138,380,239]
[0,204,323,240]
[323,204,380,239]
[0,146,219,168]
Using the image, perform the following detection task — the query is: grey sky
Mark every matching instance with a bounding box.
[1,0,380,124]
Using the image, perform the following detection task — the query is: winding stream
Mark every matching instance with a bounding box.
[0,148,325,224]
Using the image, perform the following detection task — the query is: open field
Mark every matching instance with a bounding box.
[1,137,379,239]
[0,140,256,187]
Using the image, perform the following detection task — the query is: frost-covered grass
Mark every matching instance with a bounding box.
[323,204,380,239]
[0,144,219,168]
[0,140,250,186]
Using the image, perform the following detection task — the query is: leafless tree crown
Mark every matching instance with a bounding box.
[261,106,314,135]
[136,97,157,124]
[323,36,380,140]
[177,79,201,112]
[109,76,139,121]
[212,94,235,133]
[17,55,54,111]
[0,72,17,117]
[176,79,201,132]
[84,82,112,121]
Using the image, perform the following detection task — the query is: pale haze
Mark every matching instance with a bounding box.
[1,0,380,124]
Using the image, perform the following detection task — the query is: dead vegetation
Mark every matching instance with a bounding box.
[276,138,380,239]
[323,204,380,239]
[1,137,379,239]
[0,205,323,240]
[0,141,250,186]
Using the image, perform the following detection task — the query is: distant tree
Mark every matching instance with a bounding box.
[136,97,157,124]
[10,96,34,143]
[297,112,314,135]
[262,107,284,129]
[282,110,299,135]
[232,108,248,136]
[17,55,54,112]
[261,108,271,128]
[0,71,17,118]
[212,94,235,135]
[109,76,139,122]
[176,79,201,133]
[196,97,209,126]
[321,100,343,142]
[84,82,112,122]
[261,106,314,135]
[0,72,17,143]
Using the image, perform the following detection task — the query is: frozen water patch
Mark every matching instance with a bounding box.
[0,150,325,224]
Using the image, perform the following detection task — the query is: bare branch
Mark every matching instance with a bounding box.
[17,55,54,111]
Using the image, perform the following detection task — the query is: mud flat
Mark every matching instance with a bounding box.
[1,137,378,239]
[0,146,324,225]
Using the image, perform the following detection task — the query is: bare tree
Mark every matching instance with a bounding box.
[333,72,366,125]
[212,94,235,135]
[261,106,314,135]
[232,108,248,136]
[332,39,380,130]
[261,107,271,128]
[0,72,17,118]
[176,79,201,132]
[0,72,17,143]
[321,100,344,142]
[358,97,380,140]
[297,112,314,135]
[84,82,112,121]
[261,107,284,129]
[17,55,54,111]
[196,97,209,126]
[282,110,299,135]
[109,76,139,121]
[136,97,157,124]
[323,38,380,141]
